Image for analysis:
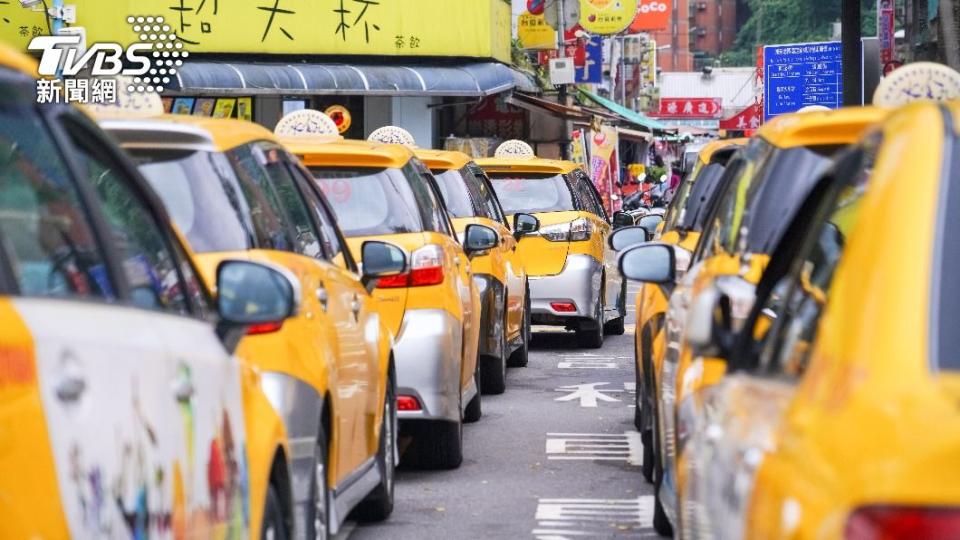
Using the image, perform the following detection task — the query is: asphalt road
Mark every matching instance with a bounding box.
[345,283,658,539]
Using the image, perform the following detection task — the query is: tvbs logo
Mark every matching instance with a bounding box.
[28,15,186,94]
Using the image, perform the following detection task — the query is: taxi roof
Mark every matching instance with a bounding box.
[98,114,276,153]
[284,138,414,169]
[0,42,38,77]
[474,157,580,175]
[697,138,748,163]
[757,106,889,149]
[414,149,472,171]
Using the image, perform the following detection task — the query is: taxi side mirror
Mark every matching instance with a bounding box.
[361,240,408,293]
[513,213,540,239]
[618,243,675,284]
[685,285,734,359]
[609,225,650,251]
[612,211,635,229]
[215,259,302,353]
[637,214,664,238]
[463,224,498,258]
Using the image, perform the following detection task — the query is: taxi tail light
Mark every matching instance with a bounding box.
[551,302,577,313]
[409,244,445,287]
[246,321,284,335]
[539,222,571,242]
[397,395,421,411]
[845,506,960,539]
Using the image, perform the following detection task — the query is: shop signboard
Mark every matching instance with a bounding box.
[579,0,638,35]
[1,0,512,62]
[763,41,842,122]
[656,97,722,118]
[719,103,762,130]
[629,0,671,31]
[518,11,557,50]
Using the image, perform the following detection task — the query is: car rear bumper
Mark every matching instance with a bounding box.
[528,254,603,324]
[394,308,463,423]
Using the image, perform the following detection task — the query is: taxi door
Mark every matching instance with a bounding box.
[67,120,251,536]
[570,169,621,316]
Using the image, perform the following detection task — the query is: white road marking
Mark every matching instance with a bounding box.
[624,382,636,392]
[533,496,655,538]
[558,360,619,369]
[545,432,643,464]
[554,382,623,408]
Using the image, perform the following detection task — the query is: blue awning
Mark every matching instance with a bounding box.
[168,61,539,97]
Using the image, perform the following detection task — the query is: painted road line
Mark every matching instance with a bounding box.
[557,359,618,369]
[554,382,624,408]
[533,496,654,539]
[545,432,643,464]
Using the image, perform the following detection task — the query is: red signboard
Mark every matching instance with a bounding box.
[719,103,762,130]
[879,0,895,63]
[656,98,722,118]
[629,0,672,31]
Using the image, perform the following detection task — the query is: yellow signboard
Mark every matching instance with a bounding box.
[0,0,510,63]
[579,0,638,35]
[517,12,556,50]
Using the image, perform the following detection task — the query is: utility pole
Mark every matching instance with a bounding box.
[841,0,862,105]
[619,34,628,107]
[557,0,570,159]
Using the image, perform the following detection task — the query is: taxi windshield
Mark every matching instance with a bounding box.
[487,173,575,214]
[432,169,475,218]
[310,166,423,237]
[132,148,254,253]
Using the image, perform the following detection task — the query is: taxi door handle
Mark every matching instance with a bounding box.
[317,286,329,311]
[55,373,86,402]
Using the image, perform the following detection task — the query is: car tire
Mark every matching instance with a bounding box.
[652,401,673,537]
[603,284,627,335]
[306,424,331,540]
[464,364,483,422]
[480,306,507,395]
[507,285,531,368]
[577,292,604,349]
[355,372,397,522]
[262,484,288,540]
[426,418,463,469]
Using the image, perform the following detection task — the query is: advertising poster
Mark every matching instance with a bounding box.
[588,125,619,215]
[213,98,237,118]
[236,97,253,121]
[193,98,215,116]
[172,97,195,115]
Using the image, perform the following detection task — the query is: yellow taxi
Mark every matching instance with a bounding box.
[283,135,484,469]
[416,149,537,393]
[611,138,746,483]
[619,106,889,535]
[477,146,625,348]
[98,114,406,537]
[0,47,297,538]
[670,96,960,538]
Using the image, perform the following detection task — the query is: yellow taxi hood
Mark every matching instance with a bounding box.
[475,157,581,175]
[758,106,890,148]
[0,43,38,76]
[415,149,472,171]
[287,138,414,169]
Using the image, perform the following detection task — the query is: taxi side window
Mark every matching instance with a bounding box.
[290,163,356,272]
[65,122,190,315]
[258,145,324,260]
[0,108,112,299]
[226,144,297,252]
[573,171,606,219]
[764,142,877,378]
[403,162,450,235]
[469,167,508,225]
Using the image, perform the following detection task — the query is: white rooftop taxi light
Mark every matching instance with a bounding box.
[83,76,165,118]
[274,108,342,139]
[873,62,960,107]
[367,125,417,147]
[494,139,536,160]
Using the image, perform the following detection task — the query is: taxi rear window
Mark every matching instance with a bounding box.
[488,172,575,214]
[310,166,423,237]
[132,148,254,253]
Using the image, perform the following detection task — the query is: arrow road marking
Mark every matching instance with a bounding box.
[554,382,621,408]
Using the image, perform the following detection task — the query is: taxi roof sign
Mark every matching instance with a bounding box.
[494,139,535,160]
[274,109,341,138]
[872,62,960,108]
[368,125,417,147]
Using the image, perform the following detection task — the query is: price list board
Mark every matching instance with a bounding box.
[763,41,843,122]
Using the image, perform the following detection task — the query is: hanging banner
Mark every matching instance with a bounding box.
[579,0,639,35]
[629,0,671,31]
[570,129,589,168]
[588,125,619,215]
[719,103,762,130]
[656,97,723,118]
[878,0,896,64]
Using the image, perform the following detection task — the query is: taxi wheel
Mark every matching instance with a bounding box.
[576,293,604,349]
[355,372,397,522]
[306,425,331,540]
[262,485,288,540]
[480,305,508,395]
[507,285,531,368]
[465,364,483,422]
[423,390,463,469]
